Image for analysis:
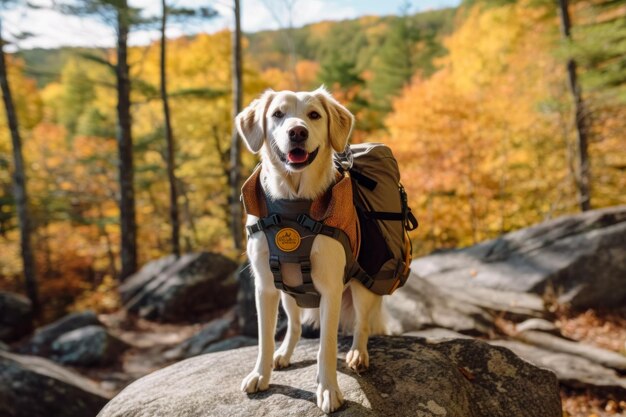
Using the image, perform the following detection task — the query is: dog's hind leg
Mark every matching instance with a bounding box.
[346,280,382,372]
[273,291,301,369]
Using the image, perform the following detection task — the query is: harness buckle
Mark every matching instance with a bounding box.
[297,214,323,234]
[264,214,281,228]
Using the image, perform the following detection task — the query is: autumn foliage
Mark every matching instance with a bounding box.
[1,2,624,319]
[387,0,625,253]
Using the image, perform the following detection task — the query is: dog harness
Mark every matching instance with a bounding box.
[241,166,364,308]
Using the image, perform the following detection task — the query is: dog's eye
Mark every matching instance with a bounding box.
[272,110,285,119]
[308,111,321,120]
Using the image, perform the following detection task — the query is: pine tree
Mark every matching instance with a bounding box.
[230,0,244,250]
[0,1,40,313]
[56,0,147,279]
[558,0,591,211]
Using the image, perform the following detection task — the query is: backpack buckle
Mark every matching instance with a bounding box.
[264,214,281,227]
[297,214,322,234]
[335,144,354,171]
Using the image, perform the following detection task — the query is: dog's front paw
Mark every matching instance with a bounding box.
[317,383,344,413]
[273,350,291,369]
[346,348,369,372]
[241,371,270,393]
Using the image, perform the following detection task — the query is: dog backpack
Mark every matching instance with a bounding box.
[241,143,417,308]
[335,142,418,295]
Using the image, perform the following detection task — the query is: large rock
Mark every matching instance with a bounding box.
[235,261,257,337]
[491,340,626,393]
[119,252,238,322]
[405,327,626,394]
[20,311,102,356]
[164,312,235,359]
[201,335,257,354]
[0,350,110,417]
[412,206,626,309]
[51,325,129,367]
[0,291,33,342]
[97,336,561,417]
[235,260,289,339]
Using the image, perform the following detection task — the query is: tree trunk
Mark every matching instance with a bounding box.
[558,0,591,211]
[229,0,244,250]
[0,24,40,314]
[116,2,138,279]
[160,0,180,257]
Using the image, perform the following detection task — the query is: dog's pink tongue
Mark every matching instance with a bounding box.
[288,150,309,163]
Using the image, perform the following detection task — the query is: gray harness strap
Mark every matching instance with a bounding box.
[246,195,357,308]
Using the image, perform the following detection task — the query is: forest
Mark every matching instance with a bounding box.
[3,0,623,319]
[0,0,625,415]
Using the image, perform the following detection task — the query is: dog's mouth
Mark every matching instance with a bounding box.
[278,147,319,169]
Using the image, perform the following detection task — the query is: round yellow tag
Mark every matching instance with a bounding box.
[275,228,301,252]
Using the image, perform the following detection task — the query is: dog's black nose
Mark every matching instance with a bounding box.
[288,126,308,143]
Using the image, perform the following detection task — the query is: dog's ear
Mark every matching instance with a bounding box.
[236,90,275,153]
[314,87,355,152]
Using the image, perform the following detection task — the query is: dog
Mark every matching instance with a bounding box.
[236,87,386,413]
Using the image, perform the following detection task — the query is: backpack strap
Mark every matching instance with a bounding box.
[349,262,375,290]
[361,209,418,231]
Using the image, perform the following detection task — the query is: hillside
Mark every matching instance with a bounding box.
[17,7,456,93]
[246,8,455,73]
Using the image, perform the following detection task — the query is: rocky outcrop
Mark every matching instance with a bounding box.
[411,206,626,309]
[164,311,235,359]
[17,311,127,367]
[98,336,561,417]
[201,335,257,353]
[491,340,626,393]
[51,325,129,367]
[119,252,238,322]
[0,291,33,342]
[235,261,257,337]
[384,272,547,335]
[0,350,110,417]
[404,327,626,395]
[20,311,102,356]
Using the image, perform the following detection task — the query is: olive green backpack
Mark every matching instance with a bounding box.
[335,143,418,295]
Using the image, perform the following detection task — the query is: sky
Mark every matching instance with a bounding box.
[2,0,461,50]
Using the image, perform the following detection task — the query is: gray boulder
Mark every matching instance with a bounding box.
[20,310,101,356]
[0,291,33,342]
[51,325,129,367]
[116,255,177,303]
[492,340,626,393]
[0,350,110,417]
[412,205,626,308]
[202,335,257,353]
[119,252,238,322]
[235,261,257,337]
[235,260,289,339]
[97,336,561,417]
[164,312,235,359]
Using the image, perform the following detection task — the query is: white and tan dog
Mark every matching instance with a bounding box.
[236,87,386,413]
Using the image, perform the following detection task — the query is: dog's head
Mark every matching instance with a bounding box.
[236,87,354,173]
